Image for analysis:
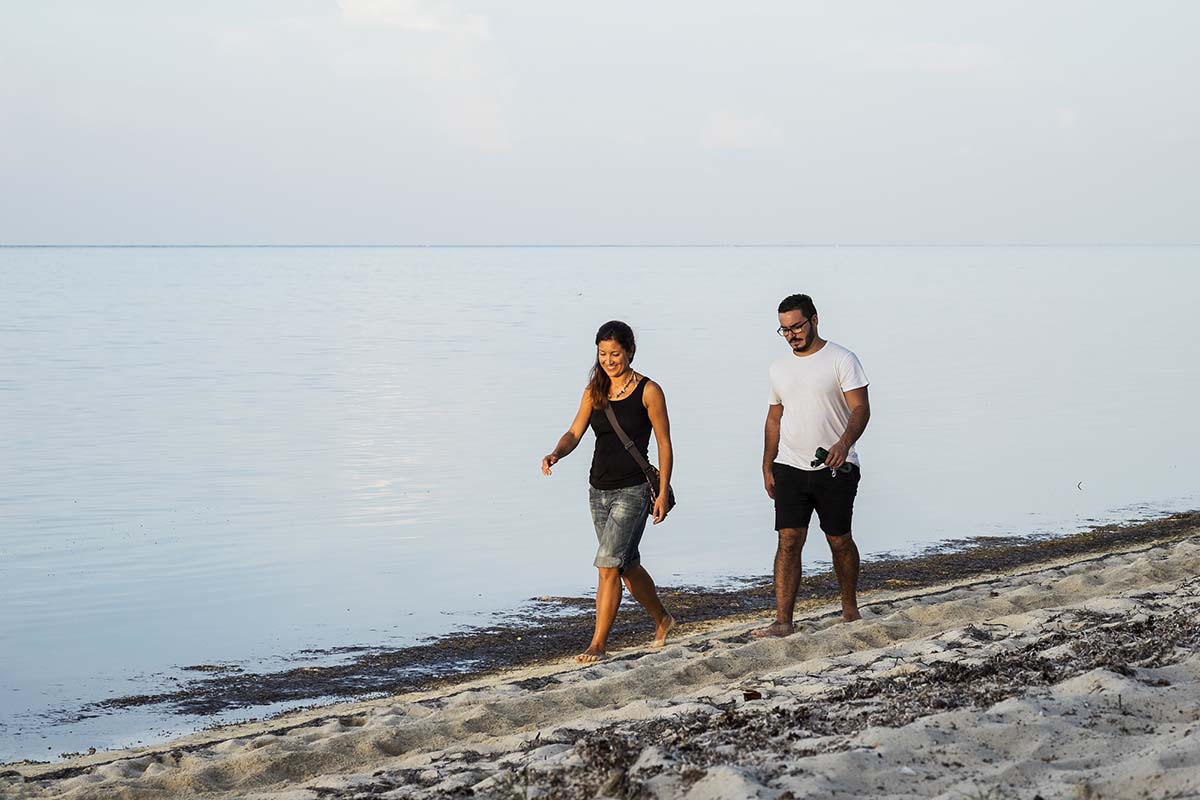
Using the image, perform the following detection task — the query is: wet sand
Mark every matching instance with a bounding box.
[4,512,1200,798]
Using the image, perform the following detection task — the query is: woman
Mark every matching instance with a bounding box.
[541,320,676,663]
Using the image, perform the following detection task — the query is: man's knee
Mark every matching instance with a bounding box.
[779,527,808,549]
[598,566,622,583]
[825,532,855,553]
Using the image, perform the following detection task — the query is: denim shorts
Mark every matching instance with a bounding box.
[588,483,652,573]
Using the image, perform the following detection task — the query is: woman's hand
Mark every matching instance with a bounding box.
[651,493,670,524]
[541,453,559,475]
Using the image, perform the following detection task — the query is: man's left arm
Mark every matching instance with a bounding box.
[823,386,870,470]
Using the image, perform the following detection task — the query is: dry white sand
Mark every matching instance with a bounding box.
[5,533,1200,799]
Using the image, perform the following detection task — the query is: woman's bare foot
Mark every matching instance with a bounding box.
[842,607,862,622]
[575,646,605,663]
[751,621,796,639]
[651,614,676,648]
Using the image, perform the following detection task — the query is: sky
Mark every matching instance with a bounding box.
[1,1,1197,245]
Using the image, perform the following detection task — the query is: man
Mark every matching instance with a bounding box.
[754,293,871,638]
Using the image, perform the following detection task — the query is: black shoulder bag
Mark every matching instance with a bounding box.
[603,404,677,515]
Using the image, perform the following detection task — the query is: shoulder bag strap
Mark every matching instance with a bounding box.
[603,403,656,478]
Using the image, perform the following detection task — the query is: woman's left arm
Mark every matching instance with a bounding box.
[643,380,673,524]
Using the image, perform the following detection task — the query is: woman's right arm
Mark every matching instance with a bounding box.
[541,390,594,475]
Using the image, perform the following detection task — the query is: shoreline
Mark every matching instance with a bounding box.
[4,513,1200,798]
[29,512,1200,723]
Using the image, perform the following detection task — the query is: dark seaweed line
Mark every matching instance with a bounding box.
[83,512,1200,719]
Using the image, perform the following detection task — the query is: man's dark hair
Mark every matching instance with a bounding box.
[778,293,817,318]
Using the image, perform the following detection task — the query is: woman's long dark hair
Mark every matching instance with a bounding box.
[588,320,636,409]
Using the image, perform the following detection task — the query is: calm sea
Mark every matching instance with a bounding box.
[2,245,1198,761]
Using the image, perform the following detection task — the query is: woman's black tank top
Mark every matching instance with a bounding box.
[588,377,653,490]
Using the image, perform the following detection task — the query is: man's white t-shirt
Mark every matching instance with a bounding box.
[768,340,869,471]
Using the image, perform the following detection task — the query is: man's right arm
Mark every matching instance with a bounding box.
[763,404,783,498]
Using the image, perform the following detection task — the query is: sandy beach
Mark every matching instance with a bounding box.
[5,524,1200,800]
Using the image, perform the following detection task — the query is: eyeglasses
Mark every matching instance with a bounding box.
[777,318,813,337]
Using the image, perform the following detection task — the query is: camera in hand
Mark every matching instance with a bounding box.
[811,446,854,473]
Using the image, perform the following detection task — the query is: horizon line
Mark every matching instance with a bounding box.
[2,242,1198,249]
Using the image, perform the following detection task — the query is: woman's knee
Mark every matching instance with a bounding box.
[621,570,645,592]
[598,566,622,584]
[622,562,647,580]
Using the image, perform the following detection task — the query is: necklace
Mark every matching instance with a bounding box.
[609,371,636,400]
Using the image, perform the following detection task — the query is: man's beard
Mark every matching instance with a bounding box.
[791,331,814,352]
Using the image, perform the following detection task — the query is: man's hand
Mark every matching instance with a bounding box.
[541,453,559,475]
[824,441,850,470]
[651,494,670,524]
[763,405,782,498]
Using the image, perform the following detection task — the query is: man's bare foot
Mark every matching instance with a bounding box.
[651,614,676,648]
[751,621,796,639]
[842,608,862,622]
[575,647,605,663]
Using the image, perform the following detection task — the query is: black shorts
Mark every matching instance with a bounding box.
[772,461,861,536]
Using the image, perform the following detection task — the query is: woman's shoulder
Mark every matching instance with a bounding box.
[639,375,665,403]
